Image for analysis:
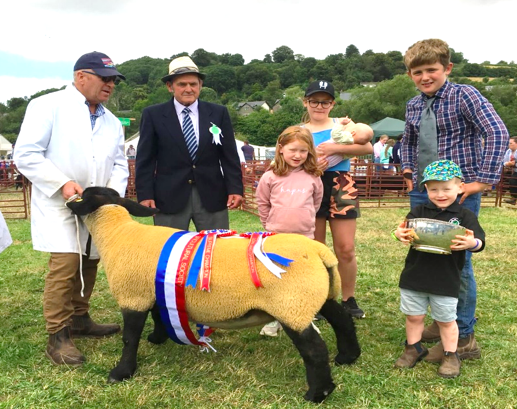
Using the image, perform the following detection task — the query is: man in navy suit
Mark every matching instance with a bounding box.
[135,56,243,230]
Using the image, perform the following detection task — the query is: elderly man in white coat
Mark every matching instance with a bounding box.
[14,52,128,366]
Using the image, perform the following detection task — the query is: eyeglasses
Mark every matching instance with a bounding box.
[307,100,333,109]
[82,71,121,85]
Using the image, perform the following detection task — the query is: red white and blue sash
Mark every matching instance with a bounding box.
[155,230,293,348]
[155,231,214,351]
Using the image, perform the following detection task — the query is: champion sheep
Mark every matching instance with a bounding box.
[66,187,361,403]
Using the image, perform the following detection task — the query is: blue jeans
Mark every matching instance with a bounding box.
[408,188,481,338]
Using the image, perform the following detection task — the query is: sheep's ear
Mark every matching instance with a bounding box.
[66,196,108,215]
[117,198,160,217]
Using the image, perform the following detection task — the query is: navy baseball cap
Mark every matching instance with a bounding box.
[74,52,126,80]
[305,80,335,99]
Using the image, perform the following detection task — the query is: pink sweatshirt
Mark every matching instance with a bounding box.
[256,167,323,239]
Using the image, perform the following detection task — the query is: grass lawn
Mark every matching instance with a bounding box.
[1,206,516,408]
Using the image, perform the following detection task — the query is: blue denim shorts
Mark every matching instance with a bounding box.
[400,288,458,323]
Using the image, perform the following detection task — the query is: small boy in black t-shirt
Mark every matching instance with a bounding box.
[393,160,485,378]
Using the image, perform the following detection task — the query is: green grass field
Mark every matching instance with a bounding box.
[1,207,516,409]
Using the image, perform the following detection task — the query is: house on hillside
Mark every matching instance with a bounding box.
[339,92,352,101]
[237,101,270,116]
[360,82,378,88]
[271,99,282,113]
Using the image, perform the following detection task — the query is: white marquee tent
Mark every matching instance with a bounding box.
[0,134,13,156]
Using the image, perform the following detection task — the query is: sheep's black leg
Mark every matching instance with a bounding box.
[282,324,335,403]
[108,309,149,383]
[147,303,169,344]
[319,299,361,365]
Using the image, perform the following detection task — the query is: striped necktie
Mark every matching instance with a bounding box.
[182,107,197,161]
[417,96,438,191]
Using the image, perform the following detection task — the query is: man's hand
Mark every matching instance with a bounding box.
[139,199,156,208]
[227,194,243,209]
[61,181,83,200]
[459,182,490,204]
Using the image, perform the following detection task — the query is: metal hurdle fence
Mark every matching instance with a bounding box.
[0,161,30,219]
[4,159,514,220]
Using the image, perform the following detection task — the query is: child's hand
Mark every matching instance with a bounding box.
[317,156,329,171]
[316,142,338,157]
[395,221,413,245]
[339,116,353,125]
[450,229,476,251]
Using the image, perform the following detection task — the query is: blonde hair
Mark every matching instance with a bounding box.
[404,39,451,70]
[271,126,322,177]
[384,138,395,156]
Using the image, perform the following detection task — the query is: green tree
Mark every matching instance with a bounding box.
[450,48,465,64]
[204,65,237,94]
[272,46,294,63]
[263,80,283,109]
[199,87,219,104]
[228,54,245,66]
[345,45,360,59]
[343,74,418,123]
[191,48,217,67]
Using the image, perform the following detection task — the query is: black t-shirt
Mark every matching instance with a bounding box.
[399,202,485,298]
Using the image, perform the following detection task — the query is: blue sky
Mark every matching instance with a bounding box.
[1,0,515,104]
[0,51,72,79]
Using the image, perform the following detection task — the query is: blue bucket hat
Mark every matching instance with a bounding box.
[420,160,463,186]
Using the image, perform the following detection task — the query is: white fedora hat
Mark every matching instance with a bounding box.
[161,56,206,83]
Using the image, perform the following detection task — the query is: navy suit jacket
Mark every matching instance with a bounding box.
[135,99,243,214]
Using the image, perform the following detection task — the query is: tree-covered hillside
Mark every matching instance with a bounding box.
[1,45,516,146]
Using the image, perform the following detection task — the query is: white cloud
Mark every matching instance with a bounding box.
[0,0,515,102]
[0,76,70,104]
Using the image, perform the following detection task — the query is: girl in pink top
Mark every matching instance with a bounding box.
[256,126,324,239]
[256,126,324,336]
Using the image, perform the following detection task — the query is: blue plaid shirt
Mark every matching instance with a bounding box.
[402,81,509,185]
[85,101,105,129]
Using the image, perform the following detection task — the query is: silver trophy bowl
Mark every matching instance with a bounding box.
[406,218,466,255]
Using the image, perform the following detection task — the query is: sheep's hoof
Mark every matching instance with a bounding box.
[108,367,134,383]
[335,352,360,366]
[147,332,168,345]
[304,383,335,403]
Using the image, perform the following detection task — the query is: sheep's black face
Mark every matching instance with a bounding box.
[66,186,159,217]
[82,187,121,199]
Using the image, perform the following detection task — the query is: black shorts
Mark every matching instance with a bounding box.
[316,171,360,220]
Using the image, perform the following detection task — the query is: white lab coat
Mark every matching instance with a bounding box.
[0,210,12,253]
[14,84,129,257]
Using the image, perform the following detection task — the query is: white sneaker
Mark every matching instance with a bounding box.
[259,321,281,337]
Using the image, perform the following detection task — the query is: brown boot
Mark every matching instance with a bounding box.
[394,341,428,368]
[71,312,121,338]
[426,333,481,363]
[438,351,461,378]
[425,341,444,363]
[421,321,441,343]
[46,326,85,366]
[457,333,481,360]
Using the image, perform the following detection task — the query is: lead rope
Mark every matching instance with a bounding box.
[66,194,85,297]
